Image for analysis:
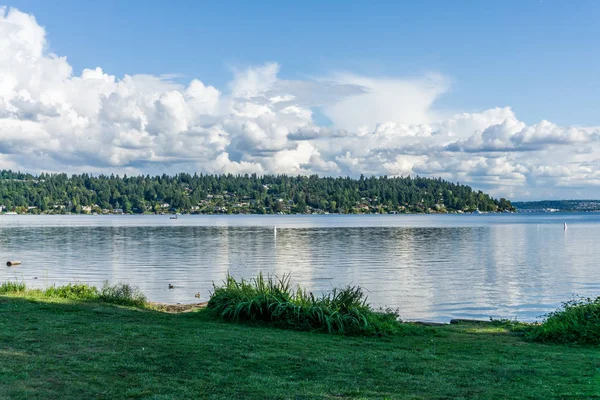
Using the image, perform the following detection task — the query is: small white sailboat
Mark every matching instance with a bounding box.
[274,225,277,236]
[563,222,567,230]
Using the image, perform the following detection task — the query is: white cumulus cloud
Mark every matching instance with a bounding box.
[1,6,600,200]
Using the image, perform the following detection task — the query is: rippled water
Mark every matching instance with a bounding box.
[1,213,598,322]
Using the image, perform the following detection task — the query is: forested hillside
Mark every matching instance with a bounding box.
[512,200,600,212]
[0,170,513,214]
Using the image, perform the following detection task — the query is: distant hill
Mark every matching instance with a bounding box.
[512,200,600,212]
[0,170,514,214]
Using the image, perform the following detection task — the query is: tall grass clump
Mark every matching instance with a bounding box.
[0,280,147,307]
[0,280,26,294]
[528,296,600,344]
[207,273,400,336]
[44,283,99,300]
[99,281,147,307]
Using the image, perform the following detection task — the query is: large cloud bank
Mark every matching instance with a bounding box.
[1,7,599,199]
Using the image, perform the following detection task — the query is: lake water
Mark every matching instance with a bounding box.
[0,213,598,322]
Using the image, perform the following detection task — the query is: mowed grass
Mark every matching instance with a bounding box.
[0,296,599,399]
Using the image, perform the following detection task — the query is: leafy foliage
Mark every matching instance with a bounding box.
[207,273,400,335]
[0,170,512,214]
[527,296,600,344]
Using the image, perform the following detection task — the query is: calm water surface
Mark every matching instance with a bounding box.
[1,214,598,322]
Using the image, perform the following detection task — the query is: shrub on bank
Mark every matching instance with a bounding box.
[528,296,600,344]
[207,273,401,335]
[99,281,147,307]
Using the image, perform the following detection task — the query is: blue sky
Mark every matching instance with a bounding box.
[1,1,600,199]
[8,0,600,126]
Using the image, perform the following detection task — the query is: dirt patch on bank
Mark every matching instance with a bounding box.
[148,302,208,313]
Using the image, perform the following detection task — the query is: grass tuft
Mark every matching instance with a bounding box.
[1,280,146,307]
[0,280,26,294]
[527,296,600,344]
[99,281,147,307]
[44,283,99,300]
[206,273,401,335]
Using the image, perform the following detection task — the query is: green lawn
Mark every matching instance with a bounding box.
[1,295,599,399]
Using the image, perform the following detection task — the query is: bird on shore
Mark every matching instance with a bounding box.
[168,284,174,289]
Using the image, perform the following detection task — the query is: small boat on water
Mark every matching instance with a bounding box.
[170,214,178,220]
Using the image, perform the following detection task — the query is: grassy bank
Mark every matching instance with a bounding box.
[1,294,599,399]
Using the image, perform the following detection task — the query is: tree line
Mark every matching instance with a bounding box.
[512,200,600,212]
[0,170,513,214]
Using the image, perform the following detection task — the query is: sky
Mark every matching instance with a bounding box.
[1,1,599,200]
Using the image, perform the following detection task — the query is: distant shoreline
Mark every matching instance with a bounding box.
[0,211,519,216]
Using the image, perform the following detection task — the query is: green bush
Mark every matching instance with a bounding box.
[0,280,26,294]
[44,283,99,300]
[99,281,147,307]
[528,297,600,344]
[207,273,400,336]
